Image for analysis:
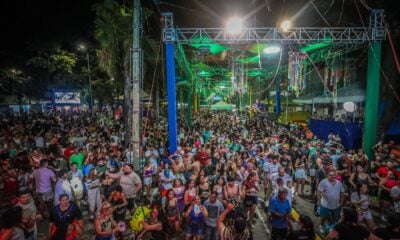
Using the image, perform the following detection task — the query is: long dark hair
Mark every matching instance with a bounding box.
[299,214,315,240]
[356,183,368,200]
[0,206,22,229]
[341,207,358,225]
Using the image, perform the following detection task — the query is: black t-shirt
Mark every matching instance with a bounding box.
[373,227,400,240]
[49,202,83,240]
[316,168,326,183]
[333,223,369,240]
[286,230,314,240]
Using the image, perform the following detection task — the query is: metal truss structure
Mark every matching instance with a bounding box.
[161,10,386,158]
[163,11,385,44]
[191,45,363,81]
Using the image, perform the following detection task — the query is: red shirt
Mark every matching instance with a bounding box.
[376,166,400,178]
[64,147,75,159]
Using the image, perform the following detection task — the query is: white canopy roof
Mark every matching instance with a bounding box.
[293,87,365,104]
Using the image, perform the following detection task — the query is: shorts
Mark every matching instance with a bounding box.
[244,195,258,207]
[358,209,373,221]
[186,222,204,236]
[319,206,340,222]
[127,198,136,210]
[271,227,288,239]
[38,190,54,202]
[143,176,152,186]
[295,169,307,180]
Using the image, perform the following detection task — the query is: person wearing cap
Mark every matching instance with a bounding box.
[269,187,295,239]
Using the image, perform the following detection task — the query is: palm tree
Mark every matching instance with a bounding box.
[94,0,160,147]
[94,0,134,146]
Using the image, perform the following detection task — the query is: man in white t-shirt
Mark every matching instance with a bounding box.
[390,181,400,213]
[268,156,281,177]
[270,167,291,192]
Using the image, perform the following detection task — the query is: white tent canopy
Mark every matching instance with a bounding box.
[210,101,233,110]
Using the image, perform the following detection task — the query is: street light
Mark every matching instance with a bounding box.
[78,44,93,112]
[226,17,243,35]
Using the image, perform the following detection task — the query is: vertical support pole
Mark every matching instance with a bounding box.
[193,94,198,113]
[166,43,178,153]
[132,0,141,171]
[187,89,192,129]
[363,42,381,162]
[276,76,281,117]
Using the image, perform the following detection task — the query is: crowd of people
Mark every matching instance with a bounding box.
[0,110,399,240]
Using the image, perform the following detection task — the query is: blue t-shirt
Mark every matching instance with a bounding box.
[83,164,94,176]
[269,196,291,229]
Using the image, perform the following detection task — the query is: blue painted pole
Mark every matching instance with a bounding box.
[166,43,178,153]
[276,77,281,117]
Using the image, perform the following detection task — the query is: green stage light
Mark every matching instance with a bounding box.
[189,34,228,54]
[198,70,213,77]
[299,40,332,53]
[247,69,263,77]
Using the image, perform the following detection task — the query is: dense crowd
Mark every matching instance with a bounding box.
[0,110,399,240]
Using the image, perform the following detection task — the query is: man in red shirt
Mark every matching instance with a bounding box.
[375,160,400,180]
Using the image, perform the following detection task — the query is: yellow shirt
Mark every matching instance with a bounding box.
[129,206,151,232]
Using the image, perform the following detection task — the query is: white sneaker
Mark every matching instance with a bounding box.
[381,215,387,222]
[319,225,326,234]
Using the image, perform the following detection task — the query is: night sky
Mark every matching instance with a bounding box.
[0,0,399,68]
[0,0,99,67]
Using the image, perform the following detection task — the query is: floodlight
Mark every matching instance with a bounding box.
[263,45,281,54]
[343,102,356,112]
[281,20,292,32]
[226,17,243,34]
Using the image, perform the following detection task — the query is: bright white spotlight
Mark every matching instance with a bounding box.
[281,20,291,32]
[226,17,243,34]
[343,102,356,112]
[263,45,281,54]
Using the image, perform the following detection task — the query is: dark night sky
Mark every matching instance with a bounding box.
[0,0,99,67]
[0,0,398,68]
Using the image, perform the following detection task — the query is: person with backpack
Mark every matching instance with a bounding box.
[130,199,152,237]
